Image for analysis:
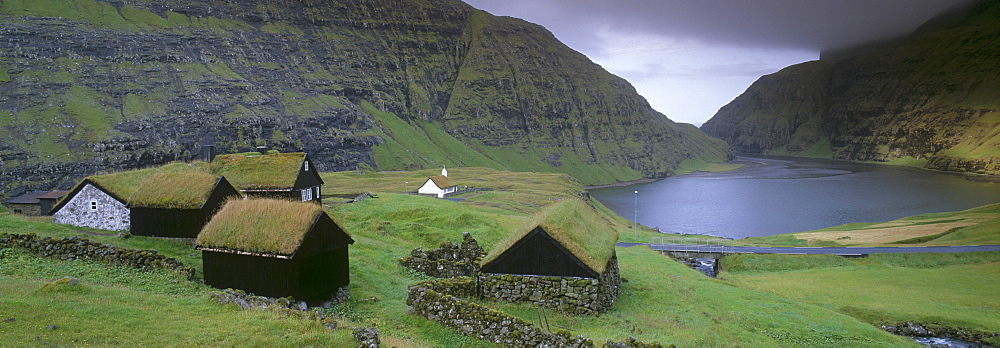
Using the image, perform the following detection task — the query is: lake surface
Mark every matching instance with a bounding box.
[590,156,1000,239]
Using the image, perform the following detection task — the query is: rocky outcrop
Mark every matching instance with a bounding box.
[701,0,1000,175]
[0,0,731,196]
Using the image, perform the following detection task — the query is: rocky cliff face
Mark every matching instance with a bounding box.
[701,0,1000,175]
[0,0,731,196]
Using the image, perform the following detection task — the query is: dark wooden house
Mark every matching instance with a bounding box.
[128,173,241,238]
[196,199,354,301]
[4,190,68,216]
[481,199,619,279]
[210,152,323,203]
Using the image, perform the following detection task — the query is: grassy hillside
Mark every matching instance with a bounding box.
[702,0,1000,175]
[0,0,731,196]
[0,167,929,346]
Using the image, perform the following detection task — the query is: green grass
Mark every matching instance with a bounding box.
[0,249,355,346]
[486,246,911,346]
[129,173,221,209]
[722,253,1000,345]
[744,203,1000,247]
[8,168,996,346]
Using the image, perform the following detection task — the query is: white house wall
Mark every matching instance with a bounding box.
[417,179,442,196]
[52,184,130,231]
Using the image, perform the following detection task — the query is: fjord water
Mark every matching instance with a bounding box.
[591,156,1000,239]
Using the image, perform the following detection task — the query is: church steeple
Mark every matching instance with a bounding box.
[441,167,448,177]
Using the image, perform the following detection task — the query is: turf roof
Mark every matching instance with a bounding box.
[78,163,211,201]
[196,198,324,256]
[428,175,455,188]
[210,152,307,190]
[129,173,223,209]
[482,199,619,273]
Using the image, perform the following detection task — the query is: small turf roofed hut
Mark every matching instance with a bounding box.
[479,199,621,314]
[128,173,241,238]
[196,199,354,301]
[210,152,323,203]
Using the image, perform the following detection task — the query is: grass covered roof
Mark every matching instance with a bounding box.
[129,173,223,209]
[483,199,619,273]
[428,175,455,188]
[83,163,211,201]
[210,152,307,189]
[196,198,323,256]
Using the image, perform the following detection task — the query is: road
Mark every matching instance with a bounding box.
[616,243,1000,255]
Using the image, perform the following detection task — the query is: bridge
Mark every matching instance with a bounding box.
[616,242,1000,259]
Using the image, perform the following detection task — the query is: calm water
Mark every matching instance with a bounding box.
[591,156,1000,239]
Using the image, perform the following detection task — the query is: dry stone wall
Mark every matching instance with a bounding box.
[0,233,193,279]
[479,256,621,315]
[406,277,593,347]
[400,232,485,278]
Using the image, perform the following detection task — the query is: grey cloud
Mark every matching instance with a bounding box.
[465,0,977,51]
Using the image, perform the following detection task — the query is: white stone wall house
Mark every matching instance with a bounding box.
[51,182,130,231]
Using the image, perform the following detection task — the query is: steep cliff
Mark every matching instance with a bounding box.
[701,0,1000,175]
[0,0,731,195]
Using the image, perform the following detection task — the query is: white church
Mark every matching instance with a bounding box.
[417,167,458,198]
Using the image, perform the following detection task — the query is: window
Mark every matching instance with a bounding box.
[304,161,310,171]
[302,188,312,202]
[90,201,97,210]
[314,186,320,199]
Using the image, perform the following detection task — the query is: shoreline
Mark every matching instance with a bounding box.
[584,178,658,190]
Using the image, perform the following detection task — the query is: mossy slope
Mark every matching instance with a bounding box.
[701,0,1000,175]
[0,0,731,197]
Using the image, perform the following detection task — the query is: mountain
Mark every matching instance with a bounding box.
[0,0,731,196]
[701,0,1000,175]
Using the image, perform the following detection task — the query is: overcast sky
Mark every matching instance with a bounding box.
[463,0,975,126]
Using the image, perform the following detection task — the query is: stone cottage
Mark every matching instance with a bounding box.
[479,199,621,315]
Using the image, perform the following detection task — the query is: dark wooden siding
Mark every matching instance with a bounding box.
[293,154,324,190]
[243,190,298,201]
[38,198,58,216]
[205,177,241,215]
[200,211,352,302]
[130,208,207,238]
[481,227,599,278]
[202,251,299,298]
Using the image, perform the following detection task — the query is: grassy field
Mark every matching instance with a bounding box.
[0,248,356,346]
[743,203,1000,246]
[721,253,1000,346]
[3,167,996,346]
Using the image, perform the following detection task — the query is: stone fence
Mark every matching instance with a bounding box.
[406,277,593,347]
[0,233,195,279]
[479,256,621,316]
[400,232,485,278]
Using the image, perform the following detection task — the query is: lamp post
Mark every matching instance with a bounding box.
[633,190,638,242]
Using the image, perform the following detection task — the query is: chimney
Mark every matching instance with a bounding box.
[256,145,271,155]
[202,145,215,162]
